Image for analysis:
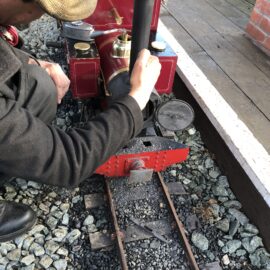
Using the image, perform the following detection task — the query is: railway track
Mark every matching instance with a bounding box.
[85,171,200,270]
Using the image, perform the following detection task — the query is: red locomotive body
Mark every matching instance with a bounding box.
[83,0,161,31]
[67,39,101,99]
[66,0,177,98]
[64,0,192,178]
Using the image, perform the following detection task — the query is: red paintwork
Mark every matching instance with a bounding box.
[157,55,177,94]
[68,0,177,97]
[66,0,188,178]
[94,32,178,94]
[69,58,100,98]
[84,0,161,31]
[95,148,189,177]
[66,39,101,99]
[68,38,177,97]
[95,33,129,85]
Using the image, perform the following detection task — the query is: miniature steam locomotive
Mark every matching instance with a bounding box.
[62,0,194,180]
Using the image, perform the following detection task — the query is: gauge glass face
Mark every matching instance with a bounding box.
[156,100,194,131]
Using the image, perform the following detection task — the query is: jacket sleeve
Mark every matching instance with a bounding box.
[0,95,143,187]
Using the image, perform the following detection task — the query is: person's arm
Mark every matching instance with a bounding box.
[0,49,161,187]
[129,49,161,110]
[28,48,161,108]
[0,94,142,187]
[28,59,70,104]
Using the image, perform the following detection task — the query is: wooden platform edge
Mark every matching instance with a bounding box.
[158,20,270,207]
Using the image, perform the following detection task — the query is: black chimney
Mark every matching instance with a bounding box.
[129,0,155,73]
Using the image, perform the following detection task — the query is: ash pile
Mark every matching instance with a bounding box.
[0,15,269,270]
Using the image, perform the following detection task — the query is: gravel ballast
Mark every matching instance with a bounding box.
[0,15,269,269]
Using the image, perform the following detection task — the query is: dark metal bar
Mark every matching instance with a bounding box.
[129,0,155,73]
[157,172,200,270]
[105,179,129,270]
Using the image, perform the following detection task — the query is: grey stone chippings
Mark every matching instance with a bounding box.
[228,208,249,225]
[39,203,50,213]
[249,248,270,268]
[44,240,60,255]
[222,254,230,265]
[212,185,229,197]
[217,175,230,187]
[204,157,214,169]
[222,240,242,254]
[87,224,98,233]
[6,248,21,261]
[223,200,242,209]
[28,224,45,235]
[46,216,58,230]
[215,219,230,233]
[191,232,209,251]
[66,229,81,244]
[236,249,247,257]
[71,195,81,204]
[35,234,45,245]
[209,204,220,218]
[56,247,69,257]
[60,203,70,212]
[62,213,69,225]
[21,264,35,270]
[242,236,264,253]
[83,215,94,226]
[0,15,267,270]
[52,210,64,219]
[228,220,240,236]
[0,243,16,256]
[208,168,220,179]
[53,227,68,242]
[29,243,45,256]
[217,240,225,248]
[53,259,68,270]
[21,255,35,266]
[39,255,53,268]
[170,169,177,177]
[28,181,41,189]
[150,240,160,249]
[48,192,58,198]
[244,223,259,235]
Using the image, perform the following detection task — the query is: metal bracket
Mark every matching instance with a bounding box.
[129,168,153,184]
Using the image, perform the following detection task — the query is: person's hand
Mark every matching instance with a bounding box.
[129,49,161,110]
[28,59,70,104]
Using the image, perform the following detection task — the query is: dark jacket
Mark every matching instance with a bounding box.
[0,38,143,187]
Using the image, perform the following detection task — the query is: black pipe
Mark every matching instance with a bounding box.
[129,0,155,73]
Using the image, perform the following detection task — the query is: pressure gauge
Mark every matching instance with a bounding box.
[155,99,194,131]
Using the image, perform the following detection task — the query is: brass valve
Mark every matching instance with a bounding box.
[111,7,123,25]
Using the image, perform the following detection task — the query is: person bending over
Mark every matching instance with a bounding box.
[0,0,161,241]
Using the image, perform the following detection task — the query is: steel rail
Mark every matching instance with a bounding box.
[105,178,128,270]
[157,172,200,270]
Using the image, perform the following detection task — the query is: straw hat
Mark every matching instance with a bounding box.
[36,0,98,21]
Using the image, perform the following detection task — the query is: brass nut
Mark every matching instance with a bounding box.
[74,42,91,52]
